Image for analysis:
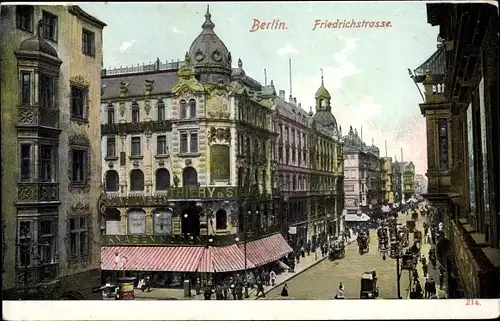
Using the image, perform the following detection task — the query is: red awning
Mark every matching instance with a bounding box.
[211,245,255,273]
[198,247,214,273]
[101,246,204,272]
[239,233,293,267]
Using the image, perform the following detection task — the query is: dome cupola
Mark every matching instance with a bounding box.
[188,5,232,83]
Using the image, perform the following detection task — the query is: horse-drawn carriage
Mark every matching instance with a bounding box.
[329,239,346,260]
[360,270,379,299]
[377,227,389,253]
[358,233,369,254]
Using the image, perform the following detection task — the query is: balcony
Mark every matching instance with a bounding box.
[13,263,60,298]
[17,183,60,204]
[17,107,60,131]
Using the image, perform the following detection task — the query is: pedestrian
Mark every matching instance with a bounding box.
[314,248,318,260]
[439,271,444,288]
[306,242,311,256]
[430,278,437,296]
[215,284,223,300]
[138,277,145,292]
[415,280,423,299]
[255,278,265,298]
[269,270,277,286]
[204,287,213,300]
[424,278,431,299]
[296,251,300,264]
[301,246,305,258]
[422,262,428,278]
[230,283,236,300]
[145,276,152,292]
[222,283,228,300]
[335,282,345,299]
[280,283,289,297]
[413,269,419,283]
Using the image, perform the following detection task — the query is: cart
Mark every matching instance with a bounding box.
[329,240,346,260]
[360,271,379,299]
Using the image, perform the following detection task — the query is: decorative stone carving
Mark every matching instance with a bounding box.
[39,185,57,201]
[144,80,154,96]
[172,53,204,96]
[70,75,90,88]
[70,202,91,215]
[206,85,231,119]
[144,99,152,115]
[18,186,35,201]
[69,133,90,146]
[185,159,192,166]
[18,110,35,124]
[208,127,231,144]
[119,82,129,97]
[119,101,126,117]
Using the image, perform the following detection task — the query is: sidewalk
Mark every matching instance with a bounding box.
[253,234,359,299]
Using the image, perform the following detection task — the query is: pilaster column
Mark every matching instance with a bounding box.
[119,207,128,235]
[145,208,153,235]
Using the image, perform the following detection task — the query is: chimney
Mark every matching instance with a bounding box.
[279,90,285,100]
[298,103,302,109]
[289,95,293,103]
[293,97,297,105]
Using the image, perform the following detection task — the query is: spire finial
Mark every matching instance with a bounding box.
[202,4,215,30]
[320,68,324,85]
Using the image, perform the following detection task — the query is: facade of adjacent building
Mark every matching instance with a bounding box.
[1,5,106,299]
[392,159,403,205]
[413,2,499,298]
[342,127,382,216]
[380,157,394,205]
[99,8,293,283]
[414,174,428,195]
[403,161,416,200]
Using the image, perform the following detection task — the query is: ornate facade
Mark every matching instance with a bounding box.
[1,5,106,299]
[100,7,291,278]
[380,157,394,205]
[342,128,383,216]
[414,2,499,298]
[403,161,416,200]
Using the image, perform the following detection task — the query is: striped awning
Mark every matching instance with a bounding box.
[198,246,214,273]
[101,246,204,272]
[238,233,293,267]
[211,244,255,273]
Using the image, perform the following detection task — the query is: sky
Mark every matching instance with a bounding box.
[80,1,440,175]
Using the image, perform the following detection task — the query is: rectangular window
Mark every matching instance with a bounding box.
[157,135,167,155]
[39,74,55,108]
[131,137,141,156]
[180,132,188,153]
[40,145,55,182]
[21,72,31,105]
[69,217,89,259]
[190,133,198,153]
[20,144,32,181]
[42,11,58,41]
[18,221,32,267]
[82,29,95,56]
[16,6,33,31]
[107,107,115,124]
[157,103,165,121]
[39,219,56,264]
[180,102,187,119]
[71,149,87,183]
[132,105,140,123]
[106,136,116,158]
[189,100,196,119]
[71,86,86,119]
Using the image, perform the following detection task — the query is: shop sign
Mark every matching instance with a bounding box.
[153,211,172,235]
[128,212,146,234]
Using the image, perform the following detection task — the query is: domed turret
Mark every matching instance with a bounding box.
[188,5,232,84]
[312,69,338,134]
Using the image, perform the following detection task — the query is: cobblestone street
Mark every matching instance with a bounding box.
[263,210,420,300]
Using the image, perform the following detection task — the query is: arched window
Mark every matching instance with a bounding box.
[131,101,140,122]
[155,168,171,191]
[105,209,121,235]
[129,169,144,191]
[157,99,165,121]
[215,209,227,230]
[179,99,187,119]
[182,167,198,187]
[105,170,119,191]
[189,99,196,119]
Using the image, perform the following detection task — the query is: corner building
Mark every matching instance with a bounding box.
[1,5,106,299]
[413,2,499,297]
[99,8,292,285]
